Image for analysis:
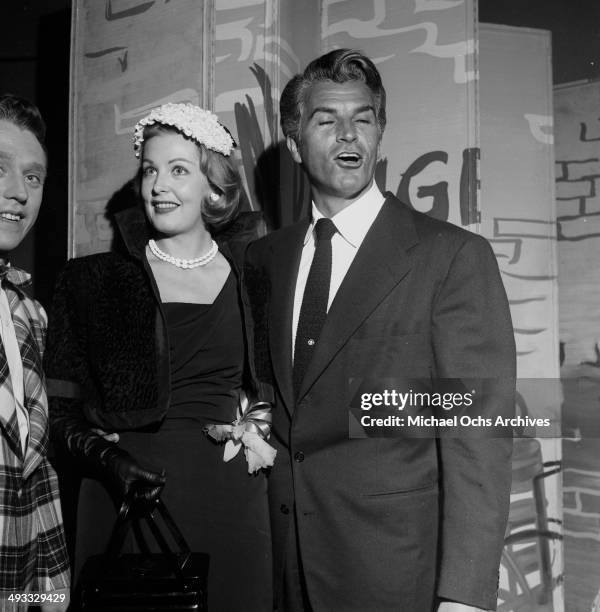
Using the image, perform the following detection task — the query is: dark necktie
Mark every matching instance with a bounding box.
[293,217,337,398]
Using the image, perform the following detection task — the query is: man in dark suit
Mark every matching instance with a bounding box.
[245,49,515,612]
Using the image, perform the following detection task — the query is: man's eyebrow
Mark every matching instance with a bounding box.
[308,104,376,119]
[309,106,337,119]
[354,105,376,115]
[26,162,47,175]
[0,151,46,175]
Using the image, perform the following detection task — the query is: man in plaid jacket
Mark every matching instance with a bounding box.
[0,94,69,611]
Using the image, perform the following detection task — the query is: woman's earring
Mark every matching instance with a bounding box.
[210,192,220,202]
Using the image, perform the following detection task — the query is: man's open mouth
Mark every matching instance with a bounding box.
[336,152,362,166]
[0,211,23,222]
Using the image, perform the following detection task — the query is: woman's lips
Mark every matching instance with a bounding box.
[152,201,179,212]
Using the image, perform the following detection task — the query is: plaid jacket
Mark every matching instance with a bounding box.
[0,266,70,600]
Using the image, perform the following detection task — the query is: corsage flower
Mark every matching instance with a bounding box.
[204,390,277,473]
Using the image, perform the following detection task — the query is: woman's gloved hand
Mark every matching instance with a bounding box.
[99,446,166,501]
[52,413,166,502]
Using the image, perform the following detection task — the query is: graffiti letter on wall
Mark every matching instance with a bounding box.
[524,114,554,145]
[580,119,600,142]
[460,147,479,225]
[410,27,475,83]
[216,18,255,62]
[397,149,479,226]
[84,46,128,72]
[494,217,557,240]
[113,89,199,135]
[489,238,523,265]
[414,0,464,11]
[324,2,475,83]
[397,151,449,221]
[105,0,155,21]
[85,46,128,58]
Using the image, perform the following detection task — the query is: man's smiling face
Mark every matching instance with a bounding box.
[0,119,46,258]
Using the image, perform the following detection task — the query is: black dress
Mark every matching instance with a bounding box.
[75,273,271,611]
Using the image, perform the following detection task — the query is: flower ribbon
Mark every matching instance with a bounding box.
[204,390,277,473]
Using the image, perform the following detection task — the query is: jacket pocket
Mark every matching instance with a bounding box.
[362,480,437,499]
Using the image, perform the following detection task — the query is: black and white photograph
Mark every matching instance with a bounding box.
[1,1,599,611]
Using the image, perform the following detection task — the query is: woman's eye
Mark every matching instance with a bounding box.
[142,166,156,177]
[173,166,187,176]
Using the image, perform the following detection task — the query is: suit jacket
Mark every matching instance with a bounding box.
[245,194,516,611]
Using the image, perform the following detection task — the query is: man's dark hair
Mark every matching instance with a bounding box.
[0,93,46,151]
[280,48,386,143]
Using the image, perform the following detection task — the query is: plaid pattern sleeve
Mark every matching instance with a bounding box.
[0,282,70,597]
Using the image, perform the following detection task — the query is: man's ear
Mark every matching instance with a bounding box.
[286,136,302,164]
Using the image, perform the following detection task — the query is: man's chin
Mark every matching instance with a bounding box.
[336,180,372,201]
[0,231,27,255]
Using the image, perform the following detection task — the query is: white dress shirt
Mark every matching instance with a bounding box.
[292,181,386,358]
[0,284,29,453]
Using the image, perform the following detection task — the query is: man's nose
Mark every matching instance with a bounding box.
[4,172,28,204]
[337,119,357,142]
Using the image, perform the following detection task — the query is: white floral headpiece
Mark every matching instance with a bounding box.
[133,102,235,158]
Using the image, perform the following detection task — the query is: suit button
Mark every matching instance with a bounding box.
[294,451,305,462]
[280,504,290,515]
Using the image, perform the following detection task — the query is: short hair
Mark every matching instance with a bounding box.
[139,123,240,231]
[280,48,386,143]
[0,93,46,153]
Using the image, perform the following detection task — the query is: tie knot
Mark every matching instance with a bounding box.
[314,218,337,242]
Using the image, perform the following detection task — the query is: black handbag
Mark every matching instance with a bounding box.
[77,494,209,611]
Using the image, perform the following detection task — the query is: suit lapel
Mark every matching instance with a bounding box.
[298,197,419,400]
[268,221,309,413]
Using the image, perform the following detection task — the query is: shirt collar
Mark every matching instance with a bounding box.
[304,181,386,248]
[0,258,32,290]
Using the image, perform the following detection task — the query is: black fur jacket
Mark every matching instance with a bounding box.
[44,206,265,432]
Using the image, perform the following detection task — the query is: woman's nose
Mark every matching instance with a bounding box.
[151,172,168,194]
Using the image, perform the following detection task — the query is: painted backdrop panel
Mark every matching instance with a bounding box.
[322,0,478,228]
[70,0,209,256]
[479,24,562,610]
[556,81,600,367]
[555,80,600,611]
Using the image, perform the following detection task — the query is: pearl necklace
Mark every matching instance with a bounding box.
[148,239,219,269]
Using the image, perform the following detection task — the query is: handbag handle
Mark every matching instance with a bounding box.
[103,490,192,584]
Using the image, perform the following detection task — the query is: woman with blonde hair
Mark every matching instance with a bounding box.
[45,103,274,611]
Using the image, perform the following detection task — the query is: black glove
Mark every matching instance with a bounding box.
[51,410,166,501]
[99,446,166,501]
